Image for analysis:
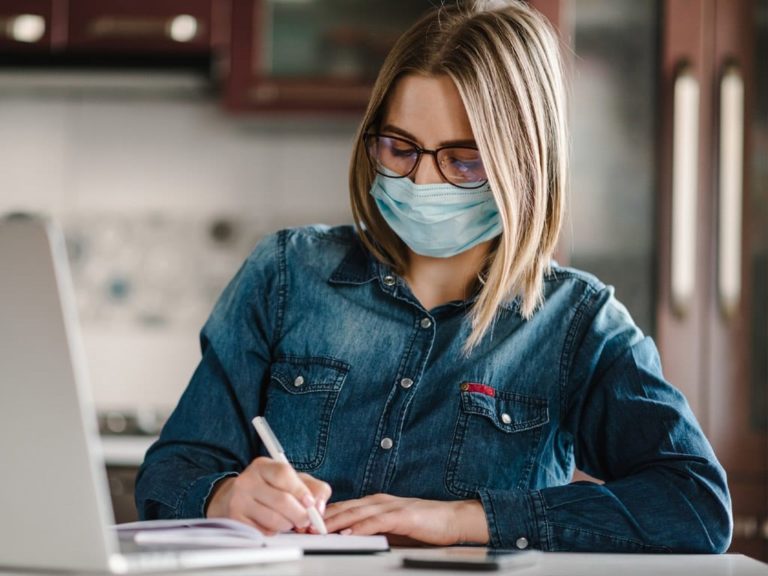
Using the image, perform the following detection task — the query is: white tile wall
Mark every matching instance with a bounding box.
[0,78,357,412]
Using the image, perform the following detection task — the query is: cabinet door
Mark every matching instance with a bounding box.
[0,0,59,52]
[224,0,431,112]
[708,0,768,560]
[67,0,213,54]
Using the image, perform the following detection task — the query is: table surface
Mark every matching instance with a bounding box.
[0,550,765,575]
[280,550,768,576]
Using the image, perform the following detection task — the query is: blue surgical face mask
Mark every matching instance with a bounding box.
[369,172,502,258]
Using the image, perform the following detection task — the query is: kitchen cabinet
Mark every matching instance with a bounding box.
[0,0,224,57]
[0,1,60,52]
[66,0,218,55]
[223,0,432,112]
[541,0,766,561]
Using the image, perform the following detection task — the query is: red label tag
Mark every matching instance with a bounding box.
[462,382,495,397]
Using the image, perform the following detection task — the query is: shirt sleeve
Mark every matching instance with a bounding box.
[134,231,283,520]
[479,284,733,553]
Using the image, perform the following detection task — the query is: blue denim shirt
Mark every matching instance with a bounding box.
[135,224,732,553]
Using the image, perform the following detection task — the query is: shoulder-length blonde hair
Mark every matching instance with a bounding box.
[349,0,568,354]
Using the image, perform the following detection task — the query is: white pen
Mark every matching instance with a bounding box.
[252,416,328,535]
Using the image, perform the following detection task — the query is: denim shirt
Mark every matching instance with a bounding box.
[135,224,732,553]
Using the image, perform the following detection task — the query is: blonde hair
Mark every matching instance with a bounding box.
[349,0,568,354]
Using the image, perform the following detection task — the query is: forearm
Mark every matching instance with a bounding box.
[135,443,240,520]
[479,464,731,552]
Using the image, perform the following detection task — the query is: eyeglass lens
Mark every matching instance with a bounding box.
[367,135,487,188]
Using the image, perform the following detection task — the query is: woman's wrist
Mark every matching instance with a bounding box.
[453,499,490,544]
[205,476,236,517]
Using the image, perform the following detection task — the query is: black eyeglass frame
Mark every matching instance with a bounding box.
[363,132,489,190]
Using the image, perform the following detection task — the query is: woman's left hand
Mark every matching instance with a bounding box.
[322,494,489,546]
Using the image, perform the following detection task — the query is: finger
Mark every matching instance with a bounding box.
[324,502,396,533]
[256,458,318,508]
[298,473,332,513]
[324,494,394,520]
[249,478,312,529]
[343,510,403,537]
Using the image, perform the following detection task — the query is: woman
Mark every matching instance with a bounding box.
[136,1,732,552]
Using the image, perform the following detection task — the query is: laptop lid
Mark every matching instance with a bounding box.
[0,215,118,572]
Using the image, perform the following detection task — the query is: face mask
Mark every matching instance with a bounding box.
[369,173,502,258]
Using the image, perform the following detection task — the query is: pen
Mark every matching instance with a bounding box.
[251,416,328,535]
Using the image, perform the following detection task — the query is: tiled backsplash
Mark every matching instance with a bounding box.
[65,213,263,330]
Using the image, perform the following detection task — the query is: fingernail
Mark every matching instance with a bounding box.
[318,499,326,515]
[302,494,316,509]
[340,528,352,536]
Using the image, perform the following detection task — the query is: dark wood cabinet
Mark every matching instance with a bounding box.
[66,0,216,54]
[0,0,60,52]
[106,465,140,524]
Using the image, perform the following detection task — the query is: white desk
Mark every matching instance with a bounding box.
[0,551,765,575]
[275,551,767,576]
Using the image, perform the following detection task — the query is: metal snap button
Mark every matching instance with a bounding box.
[460,382,469,392]
[516,537,529,550]
[293,375,305,387]
[400,378,414,389]
[420,317,432,329]
[380,437,393,450]
[501,412,512,425]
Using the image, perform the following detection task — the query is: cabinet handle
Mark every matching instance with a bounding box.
[1,14,46,43]
[717,64,744,319]
[88,15,200,43]
[670,65,700,316]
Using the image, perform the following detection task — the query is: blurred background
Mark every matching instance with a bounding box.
[0,0,766,560]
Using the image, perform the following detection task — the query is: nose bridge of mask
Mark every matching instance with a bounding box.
[386,172,493,200]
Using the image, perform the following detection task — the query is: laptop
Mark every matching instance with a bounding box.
[0,214,302,573]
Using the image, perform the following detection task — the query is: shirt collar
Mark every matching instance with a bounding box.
[327,233,519,313]
[327,233,379,286]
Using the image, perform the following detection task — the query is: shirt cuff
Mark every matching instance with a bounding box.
[175,471,239,519]
[478,488,548,550]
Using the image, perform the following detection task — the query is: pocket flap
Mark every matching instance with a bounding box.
[270,356,349,394]
[460,386,549,433]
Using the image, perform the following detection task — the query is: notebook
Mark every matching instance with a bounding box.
[117,519,390,554]
[0,215,301,573]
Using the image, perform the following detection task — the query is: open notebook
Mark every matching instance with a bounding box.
[116,519,389,554]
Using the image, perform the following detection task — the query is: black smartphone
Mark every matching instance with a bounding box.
[401,549,538,571]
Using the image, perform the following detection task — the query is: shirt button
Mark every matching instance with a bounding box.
[501,413,512,424]
[516,537,529,550]
[400,378,414,389]
[383,275,396,287]
[420,317,432,329]
[293,375,305,387]
[380,437,394,450]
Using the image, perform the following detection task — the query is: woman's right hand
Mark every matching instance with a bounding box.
[206,456,332,535]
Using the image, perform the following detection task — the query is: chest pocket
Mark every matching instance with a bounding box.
[263,356,349,471]
[446,385,549,497]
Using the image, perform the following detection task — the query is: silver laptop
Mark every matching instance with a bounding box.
[0,215,301,573]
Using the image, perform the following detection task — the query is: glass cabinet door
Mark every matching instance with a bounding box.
[565,0,659,337]
[263,0,428,81]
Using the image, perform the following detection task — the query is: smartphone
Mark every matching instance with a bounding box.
[401,548,538,571]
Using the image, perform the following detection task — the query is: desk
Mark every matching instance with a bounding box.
[279,551,767,575]
[0,551,765,575]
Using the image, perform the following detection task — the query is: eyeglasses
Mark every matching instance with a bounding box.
[364,133,488,189]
